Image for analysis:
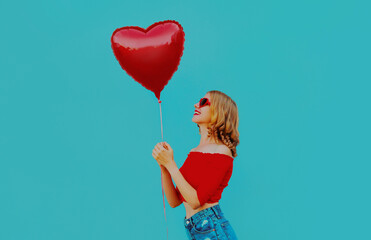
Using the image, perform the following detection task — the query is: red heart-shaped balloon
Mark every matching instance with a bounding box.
[111,20,185,100]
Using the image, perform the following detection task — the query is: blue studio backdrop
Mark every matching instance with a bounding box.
[0,0,370,240]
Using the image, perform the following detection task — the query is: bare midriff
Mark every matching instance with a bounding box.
[184,201,219,219]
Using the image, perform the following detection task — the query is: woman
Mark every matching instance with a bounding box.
[152,90,239,240]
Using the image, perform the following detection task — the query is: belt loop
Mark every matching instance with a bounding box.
[211,206,220,219]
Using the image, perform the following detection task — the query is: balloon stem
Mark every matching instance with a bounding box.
[159,99,163,140]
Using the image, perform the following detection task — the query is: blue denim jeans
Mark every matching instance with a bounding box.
[183,204,238,240]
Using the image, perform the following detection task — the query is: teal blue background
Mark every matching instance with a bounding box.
[1,0,370,239]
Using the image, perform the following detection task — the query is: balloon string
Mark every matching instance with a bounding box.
[159,100,163,140]
[158,99,169,240]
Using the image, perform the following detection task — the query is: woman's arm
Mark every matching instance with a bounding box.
[152,142,200,208]
[160,165,182,208]
[166,162,201,210]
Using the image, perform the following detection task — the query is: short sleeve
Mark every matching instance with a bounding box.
[196,157,233,206]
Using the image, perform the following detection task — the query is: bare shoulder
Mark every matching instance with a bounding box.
[190,144,232,157]
[190,145,218,153]
[217,145,233,158]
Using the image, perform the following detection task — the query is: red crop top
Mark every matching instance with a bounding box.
[175,151,234,206]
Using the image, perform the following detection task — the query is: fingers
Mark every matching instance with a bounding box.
[161,142,169,148]
[162,142,168,150]
[155,142,168,150]
[161,142,171,152]
[153,142,170,159]
[155,143,163,149]
[152,148,160,156]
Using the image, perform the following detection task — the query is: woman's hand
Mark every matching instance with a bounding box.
[152,142,174,169]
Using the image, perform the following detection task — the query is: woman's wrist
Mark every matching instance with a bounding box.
[166,161,178,175]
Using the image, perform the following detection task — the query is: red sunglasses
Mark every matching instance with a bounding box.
[199,98,211,107]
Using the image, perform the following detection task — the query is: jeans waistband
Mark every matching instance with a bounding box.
[184,204,224,228]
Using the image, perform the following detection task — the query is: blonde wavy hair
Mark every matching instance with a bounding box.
[197,90,240,158]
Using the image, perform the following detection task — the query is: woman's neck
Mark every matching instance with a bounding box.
[199,125,218,145]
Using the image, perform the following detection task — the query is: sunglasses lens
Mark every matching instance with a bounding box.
[200,98,206,106]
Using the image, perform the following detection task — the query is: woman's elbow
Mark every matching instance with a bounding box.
[170,199,182,208]
[171,203,180,208]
